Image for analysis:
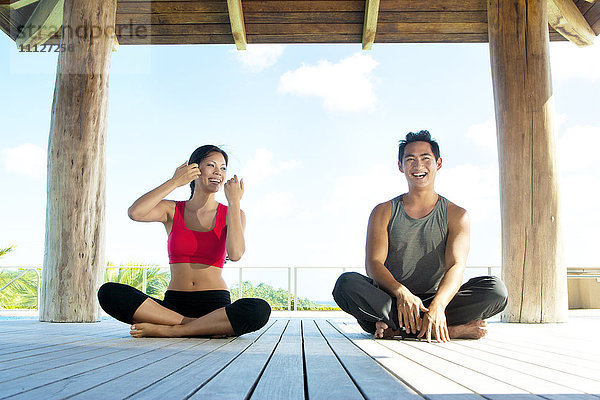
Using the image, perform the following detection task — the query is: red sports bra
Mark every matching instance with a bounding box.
[167,201,228,268]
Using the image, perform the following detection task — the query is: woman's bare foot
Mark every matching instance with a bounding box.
[448,320,487,339]
[374,321,403,339]
[130,323,179,338]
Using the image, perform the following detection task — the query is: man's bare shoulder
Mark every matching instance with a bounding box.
[447,201,470,227]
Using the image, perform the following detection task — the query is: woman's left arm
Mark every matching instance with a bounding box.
[224,175,246,261]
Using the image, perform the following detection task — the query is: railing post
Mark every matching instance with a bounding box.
[287,267,291,311]
[488,266,492,276]
[238,267,243,299]
[142,267,147,294]
[293,267,298,311]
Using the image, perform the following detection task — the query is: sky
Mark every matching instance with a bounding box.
[1,33,600,300]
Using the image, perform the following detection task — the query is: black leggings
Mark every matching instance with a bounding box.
[98,282,271,336]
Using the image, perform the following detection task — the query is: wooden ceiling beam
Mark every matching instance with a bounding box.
[15,0,63,47]
[9,0,39,9]
[362,0,380,50]
[547,0,596,46]
[227,0,247,50]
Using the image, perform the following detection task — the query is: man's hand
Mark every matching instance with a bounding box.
[418,304,450,343]
[396,287,428,335]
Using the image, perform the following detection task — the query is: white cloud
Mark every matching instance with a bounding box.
[467,118,497,152]
[550,41,600,81]
[241,148,300,186]
[235,44,284,72]
[437,164,500,225]
[278,53,378,112]
[1,143,46,179]
[558,124,600,171]
[259,192,295,218]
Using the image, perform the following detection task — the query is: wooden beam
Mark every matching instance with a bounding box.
[15,0,63,47]
[362,0,380,50]
[40,0,116,323]
[9,0,39,9]
[488,0,567,323]
[547,0,595,46]
[227,0,246,50]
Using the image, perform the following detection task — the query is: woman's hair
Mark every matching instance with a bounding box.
[188,145,229,198]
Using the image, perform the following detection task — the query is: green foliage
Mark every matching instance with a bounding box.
[1,257,339,311]
[230,280,340,311]
[0,245,39,309]
[104,262,171,300]
[0,245,15,258]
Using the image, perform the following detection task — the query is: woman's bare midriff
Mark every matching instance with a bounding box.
[167,263,228,291]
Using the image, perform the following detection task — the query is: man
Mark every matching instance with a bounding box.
[333,130,508,343]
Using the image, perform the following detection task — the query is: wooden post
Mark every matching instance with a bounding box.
[40,0,116,322]
[488,0,567,323]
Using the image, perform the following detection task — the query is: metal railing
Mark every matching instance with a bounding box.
[0,266,41,310]
[3,264,596,311]
[0,264,498,311]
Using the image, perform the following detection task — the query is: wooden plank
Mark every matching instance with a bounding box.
[429,340,600,397]
[242,1,365,13]
[189,320,286,399]
[303,320,364,400]
[117,34,234,44]
[575,0,595,14]
[226,0,246,49]
[117,12,230,24]
[0,336,120,369]
[362,0,380,49]
[0,337,138,384]
[455,338,600,382]
[377,22,488,33]
[15,0,64,47]
[117,2,229,14]
[69,338,234,399]
[319,320,422,399]
[8,0,38,8]
[338,322,484,399]
[379,0,487,12]
[250,319,304,400]
[121,23,232,35]
[379,340,540,400]
[0,338,187,398]
[548,0,596,46]
[129,321,278,399]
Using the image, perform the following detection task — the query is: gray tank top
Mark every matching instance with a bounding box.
[384,194,449,294]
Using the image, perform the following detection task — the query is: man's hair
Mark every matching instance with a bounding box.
[398,130,440,162]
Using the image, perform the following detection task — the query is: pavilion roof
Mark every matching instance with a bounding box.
[1,0,599,49]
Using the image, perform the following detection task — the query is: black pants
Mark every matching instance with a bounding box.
[98,282,271,336]
[332,272,508,335]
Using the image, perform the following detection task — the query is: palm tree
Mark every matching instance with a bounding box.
[104,262,171,300]
[0,245,39,309]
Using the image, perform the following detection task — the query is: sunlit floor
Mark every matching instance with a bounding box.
[0,310,598,399]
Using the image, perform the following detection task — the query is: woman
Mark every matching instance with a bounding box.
[98,145,271,338]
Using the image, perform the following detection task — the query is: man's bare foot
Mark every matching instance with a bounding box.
[130,323,179,338]
[448,320,487,339]
[374,321,403,339]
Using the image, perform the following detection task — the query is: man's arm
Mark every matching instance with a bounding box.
[366,202,428,334]
[418,203,470,342]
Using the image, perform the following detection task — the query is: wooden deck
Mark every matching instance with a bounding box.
[0,310,599,399]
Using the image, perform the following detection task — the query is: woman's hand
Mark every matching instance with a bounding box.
[170,162,200,188]
[224,175,244,205]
